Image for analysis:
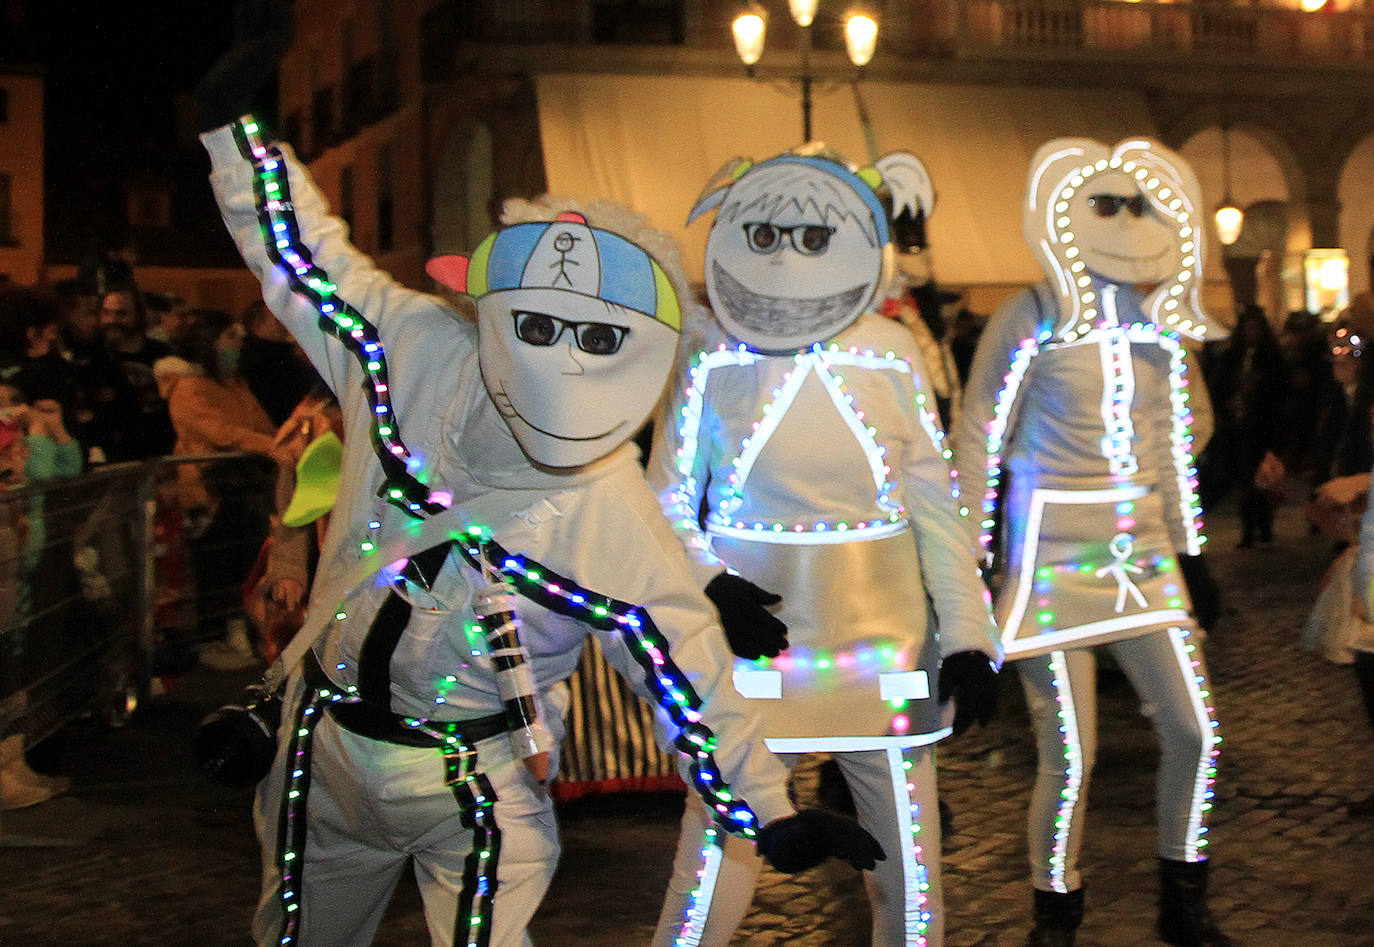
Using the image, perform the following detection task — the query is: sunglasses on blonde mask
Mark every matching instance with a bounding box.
[1087,194,1147,218]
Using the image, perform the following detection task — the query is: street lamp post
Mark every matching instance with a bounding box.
[1214,125,1244,247]
[731,2,878,143]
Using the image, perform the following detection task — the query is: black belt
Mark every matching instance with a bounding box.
[328,700,512,749]
[303,649,511,749]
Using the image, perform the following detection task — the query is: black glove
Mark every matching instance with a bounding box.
[938,650,998,736]
[704,572,788,659]
[756,808,885,873]
[194,0,296,131]
[1178,553,1221,632]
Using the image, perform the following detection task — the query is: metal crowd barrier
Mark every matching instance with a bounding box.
[0,452,275,750]
[0,449,678,798]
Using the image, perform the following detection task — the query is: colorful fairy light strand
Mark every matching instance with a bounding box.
[234,116,762,843]
[1046,649,1085,893]
[1043,148,1209,343]
[233,117,445,521]
[672,343,961,547]
[455,527,761,837]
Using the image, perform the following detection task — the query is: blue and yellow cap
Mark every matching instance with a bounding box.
[427,212,681,331]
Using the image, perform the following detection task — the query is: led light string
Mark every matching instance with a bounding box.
[446,752,500,947]
[1168,626,1220,860]
[674,826,724,947]
[888,747,931,946]
[1046,649,1084,893]
[1157,332,1206,554]
[979,336,1041,551]
[274,681,343,946]
[748,641,908,676]
[674,343,960,545]
[1046,150,1207,343]
[236,116,761,840]
[1095,295,1140,478]
[453,527,761,838]
[233,117,445,521]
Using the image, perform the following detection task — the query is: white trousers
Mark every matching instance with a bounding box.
[251,678,560,947]
[652,747,943,947]
[1018,626,1220,893]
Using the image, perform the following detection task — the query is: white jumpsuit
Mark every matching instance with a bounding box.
[204,124,796,947]
[648,314,1000,946]
[955,279,1222,894]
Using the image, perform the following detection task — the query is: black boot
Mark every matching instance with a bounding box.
[1157,858,1234,946]
[1025,887,1084,947]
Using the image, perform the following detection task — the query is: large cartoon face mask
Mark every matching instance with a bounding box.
[427,212,682,468]
[1025,138,1223,342]
[690,152,933,353]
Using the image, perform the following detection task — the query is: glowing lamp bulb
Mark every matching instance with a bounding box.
[732,12,767,66]
[1213,204,1243,246]
[844,14,879,67]
[789,0,818,26]
[1301,0,1327,10]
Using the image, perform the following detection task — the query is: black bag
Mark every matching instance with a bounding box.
[194,680,283,788]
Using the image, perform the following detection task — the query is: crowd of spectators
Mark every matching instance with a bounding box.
[0,272,322,808]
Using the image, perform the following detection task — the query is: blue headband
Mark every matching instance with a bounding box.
[746,154,890,246]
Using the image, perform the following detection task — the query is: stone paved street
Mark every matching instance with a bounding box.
[2,502,1372,946]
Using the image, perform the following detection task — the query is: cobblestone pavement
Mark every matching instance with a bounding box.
[2,503,1372,946]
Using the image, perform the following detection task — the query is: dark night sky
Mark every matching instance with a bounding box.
[8,1,245,265]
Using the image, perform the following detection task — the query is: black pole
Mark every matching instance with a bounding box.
[801,23,813,142]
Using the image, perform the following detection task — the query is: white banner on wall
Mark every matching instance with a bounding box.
[535,73,1158,288]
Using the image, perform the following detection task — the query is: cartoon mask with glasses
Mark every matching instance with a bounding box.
[690,147,934,353]
[426,209,682,469]
[1024,137,1223,342]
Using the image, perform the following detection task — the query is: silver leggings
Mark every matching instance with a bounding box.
[1018,626,1220,893]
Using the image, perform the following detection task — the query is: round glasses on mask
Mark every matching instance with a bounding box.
[511,310,628,355]
[742,222,837,255]
[1087,193,1147,218]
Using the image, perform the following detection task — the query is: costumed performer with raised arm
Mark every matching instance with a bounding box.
[193,14,882,947]
[952,138,1230,947]
[648,146,1001,947]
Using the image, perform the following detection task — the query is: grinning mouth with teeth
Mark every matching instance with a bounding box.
[712,261,869,338]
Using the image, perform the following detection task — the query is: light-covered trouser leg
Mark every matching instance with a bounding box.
[1108,627,1219,864]
[836,747,942,947]
[253,686,559,947]
[650,784,770,947]
[652,748,940,947]
[252,683,408,947]
[1020,648,1099,894]
[412,736,560,947]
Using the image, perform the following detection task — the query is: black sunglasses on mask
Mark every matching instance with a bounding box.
[1087,193,1147,218]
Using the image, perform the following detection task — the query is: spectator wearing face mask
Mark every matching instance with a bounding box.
[155,310,294,668]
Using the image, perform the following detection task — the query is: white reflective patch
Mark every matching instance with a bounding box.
[765,731,950,752]
[733,668,783,699]
[878,670,930,701]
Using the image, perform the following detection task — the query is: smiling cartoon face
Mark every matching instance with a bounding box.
[427,209,684,469]
[476,286,678,468]
[703,161,884,352]
[1067,170,1179,284]
[1023,138,1221,342]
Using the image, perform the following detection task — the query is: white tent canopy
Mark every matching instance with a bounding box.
[536,73,1159,290]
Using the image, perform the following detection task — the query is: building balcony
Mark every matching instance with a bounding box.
[948,0,1374,66]
[455,0,1374,80]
